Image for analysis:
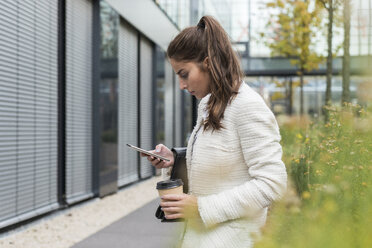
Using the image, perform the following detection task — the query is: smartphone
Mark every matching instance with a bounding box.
[126,144,171,162]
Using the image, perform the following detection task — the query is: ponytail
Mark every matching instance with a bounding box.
[167,16,243,132]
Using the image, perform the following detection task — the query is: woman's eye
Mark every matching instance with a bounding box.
[180,73,188,79]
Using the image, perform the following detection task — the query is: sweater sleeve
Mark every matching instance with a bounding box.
[197,96,287,228]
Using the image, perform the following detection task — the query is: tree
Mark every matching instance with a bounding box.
[317,0,342,121]
[317,0,341,104]
[264,0,323,115]
[342,0,351,104]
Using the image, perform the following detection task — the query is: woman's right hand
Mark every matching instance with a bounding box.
[141,144,174,169]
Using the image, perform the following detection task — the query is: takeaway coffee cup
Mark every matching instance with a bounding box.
[156,179,184,216]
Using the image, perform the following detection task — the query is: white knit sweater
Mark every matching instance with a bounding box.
[181,82,287,248]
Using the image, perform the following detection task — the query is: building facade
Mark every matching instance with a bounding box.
[0,0,192,230]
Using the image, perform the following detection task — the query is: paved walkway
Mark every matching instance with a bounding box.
[71,199,185,248]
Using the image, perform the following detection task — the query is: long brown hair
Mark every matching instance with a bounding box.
[167,16,243,132]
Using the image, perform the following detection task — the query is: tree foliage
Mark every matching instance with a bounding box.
[263,0,324,115]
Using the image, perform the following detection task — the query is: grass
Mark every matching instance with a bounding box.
[256,103,372,248]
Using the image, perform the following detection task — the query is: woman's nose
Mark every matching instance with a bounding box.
[179,81,187,90]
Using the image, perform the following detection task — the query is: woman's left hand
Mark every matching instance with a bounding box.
[160,194,200,220]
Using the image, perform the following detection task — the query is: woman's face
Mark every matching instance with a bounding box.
[170,58,211,99]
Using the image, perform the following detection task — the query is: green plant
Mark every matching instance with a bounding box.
[256,104,372,247]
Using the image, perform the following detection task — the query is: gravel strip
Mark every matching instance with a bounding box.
[0,176,161,248]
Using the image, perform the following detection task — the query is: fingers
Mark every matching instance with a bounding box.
[145,154,157,162]
[147,156,166,168]
[140,152,149,157]
[161,207,182,213]
[165,213,183,219]
[160,201,181,208]
[155,144,162,153]
[161,194,184,201]
[154,160,166,169]
[146,154,154,161]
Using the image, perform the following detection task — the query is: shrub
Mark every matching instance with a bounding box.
[256,104,372,248]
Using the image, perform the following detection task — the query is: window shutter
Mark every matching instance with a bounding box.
[65,0,93,204]
[118,21,139,186]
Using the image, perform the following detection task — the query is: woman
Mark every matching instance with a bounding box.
[146,16,287,248]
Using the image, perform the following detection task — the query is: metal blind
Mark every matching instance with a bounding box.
[65,0,93,204]
[0,0,59,229]
[139,36,153,179]
[118,21,139,186]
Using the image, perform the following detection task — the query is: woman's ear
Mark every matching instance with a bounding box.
[203,57,209,70]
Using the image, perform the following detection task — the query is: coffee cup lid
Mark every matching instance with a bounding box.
[156,179,183,190]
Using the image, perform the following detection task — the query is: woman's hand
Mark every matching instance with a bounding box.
[160,194,200,220]
[141,144,174,169]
